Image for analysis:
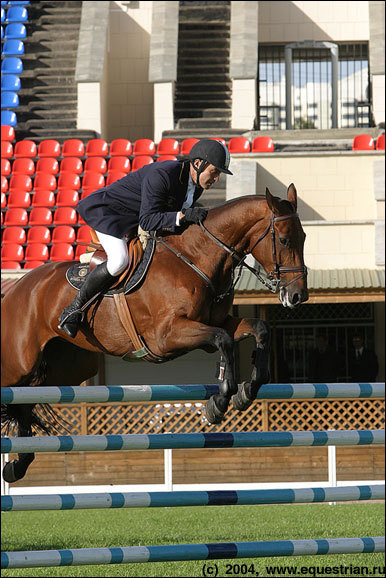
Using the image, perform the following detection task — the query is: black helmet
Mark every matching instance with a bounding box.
[189,139,233,176]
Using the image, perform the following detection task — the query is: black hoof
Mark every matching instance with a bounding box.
[204,397,226,424]
[3,461,20,483]
[232,381,254,412]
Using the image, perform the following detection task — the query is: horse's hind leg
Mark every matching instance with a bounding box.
[2,404,35,483]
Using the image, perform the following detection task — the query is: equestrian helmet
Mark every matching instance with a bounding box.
[189,139,233,175]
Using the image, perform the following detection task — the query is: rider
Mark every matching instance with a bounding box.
[58,138,233,338]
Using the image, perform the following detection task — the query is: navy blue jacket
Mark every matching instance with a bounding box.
[77,160,203,238]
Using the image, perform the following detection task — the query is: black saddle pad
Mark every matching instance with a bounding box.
[65,238,156,296]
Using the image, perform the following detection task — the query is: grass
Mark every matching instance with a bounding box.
[1,503,385,577]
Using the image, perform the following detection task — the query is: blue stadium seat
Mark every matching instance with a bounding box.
[1,2,7,6]
[5,22,26,38]
[2,39,25,55]
[1,74,21,91]
[1,56,23,74]
[1,91,19,108]
[9,1,30,4]
[1,25,3,39]
[1,110,17,126]
[5,6,28,22]
[1,8,5,23]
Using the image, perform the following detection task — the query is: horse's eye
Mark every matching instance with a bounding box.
[279,238,290,247]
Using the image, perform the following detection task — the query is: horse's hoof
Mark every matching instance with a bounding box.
[2,461,18,483]
[204,397,225,424]
[232,381,254,412]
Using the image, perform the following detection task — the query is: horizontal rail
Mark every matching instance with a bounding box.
[2,430,384,454]
[2,484,384,512]
[1,383,384,404]
[2,537,384,568]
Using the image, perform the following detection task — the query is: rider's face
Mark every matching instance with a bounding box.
[192,161,221,189]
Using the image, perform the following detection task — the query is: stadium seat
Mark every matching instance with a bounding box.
[28,207,52,226]
[82,172,105,193]
[2,39,24,56]
[2,225,26,244]
[76,225,92,243]
[1,56,23,75]
[109,138,132,157]
[1,158,11,175]
[252,136,274,153]
[7,190,30,208]
[4,207,28,226]
[352,134,375,151]
[1,125,15,141]
[1,190,6,207]
[86,138,108,157]
[210,137,226,146]
[133,138,156,156]
[62,139,85,157]
[12,157,35,175]
[180,138,200,156]
[156,155,178,162]
[27,225,51,244]
[50,243,74,262]
[25,244,49,263]
[1,174,8,192]
[1,91,19,109]
[84,157,107,174]
[5,6,28,22]
[8,2,31,6]
[53,206,77,225]
[1,110,17,126]
[23,260,45,269]
[33,173,56,192]
[228,137,251,153]
[376,134,385,150]
[57,172,80,191]
[60,157,83,174]
[1,243,24,262]
[131,156,154,171]
[105,171,126,185]
[35,157,59,175]
[156,138,179,156]
[14,139,37,158]
[1,74,21,92]
[107,156,130,173]
[1,260,22,269]
[78,213,86,224]
[1,7,4,22]
[37,139,61,158]
[9,174,32,192]
[4,22,26,38]
[56,189,79,207]
[51,225,76,244]
[75,245,87,259]
[30,190,55,207]
[1,140,13,157]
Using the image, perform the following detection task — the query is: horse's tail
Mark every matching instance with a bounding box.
[1,401,68,436]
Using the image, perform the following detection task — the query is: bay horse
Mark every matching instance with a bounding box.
[1,185,308,483]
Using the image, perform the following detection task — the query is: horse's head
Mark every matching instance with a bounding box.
[251,184,308,308]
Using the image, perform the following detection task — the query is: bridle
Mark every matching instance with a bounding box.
[155,210,307,302]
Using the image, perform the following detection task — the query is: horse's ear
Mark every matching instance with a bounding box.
[287,183,297,211]
[266,187,280,215]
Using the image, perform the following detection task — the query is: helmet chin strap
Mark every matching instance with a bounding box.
[192,159,206,188]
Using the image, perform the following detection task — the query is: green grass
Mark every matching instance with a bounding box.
[1,503,385,577]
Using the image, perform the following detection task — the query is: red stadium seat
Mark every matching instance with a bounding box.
[133,138,156,156]
[109,138,132,157]
[352,134,375,151]
[1,140,13,158]
[62,139,85,157]
[1,260,22,270]
[35,157,59,175]
[56,189,79,207]
[107,157,131,173]
[51,225,76,244]
[78,214,86,225]
[50,243,74,262]
[376,134,385,150]
[84,157,107,174]
[24,261,45,269]
[76,225,92,243]
[86,139,108,157]
[1,191,6,208]
[1,125,15,142]
[228,137,250,153]
[9,174,32,193]
[57,173,81,191]
[53,207,77,225]
[25,243,49,262]
[131,156,154,171]
[252,136,274,153]
[1,243,24,262]
[4,207,28,226]
[60,157,83,174]
[7,190,30,208]
[82,172,105,193]
[27,226,51,245]
[180,138,199,156]
[1,175,8,193]
[75,245,87,259]
[33,173,57,192]
[37,139,61,158]
[156,138,179,156]
[1,158,11,176]
[12,158,35,175]
[210,137,226,146]
[29,207,52,226]
[2,226,26,245]
[105,171,126,186]
[156,155,178,162]
[14,140,37,158]
[31,190,56,207]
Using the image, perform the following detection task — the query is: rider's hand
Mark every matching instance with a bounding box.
[181,207,208,224]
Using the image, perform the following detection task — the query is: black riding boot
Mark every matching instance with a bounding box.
[58,262,117,338]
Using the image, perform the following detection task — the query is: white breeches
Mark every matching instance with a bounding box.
[94,230,129,276]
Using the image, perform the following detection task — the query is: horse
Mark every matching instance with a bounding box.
[1,184,308,483]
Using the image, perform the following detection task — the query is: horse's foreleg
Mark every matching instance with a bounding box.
[2,405,35,483]
[221,316,271,411]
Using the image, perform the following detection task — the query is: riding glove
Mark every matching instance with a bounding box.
[182,207,208,224]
